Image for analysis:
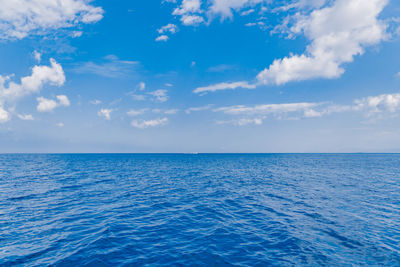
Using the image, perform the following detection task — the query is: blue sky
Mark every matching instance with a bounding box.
[0,0,400,152]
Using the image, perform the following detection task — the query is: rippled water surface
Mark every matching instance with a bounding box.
[1,154,399,266]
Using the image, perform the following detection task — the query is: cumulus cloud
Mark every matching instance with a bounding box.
[157,23,178,40]
[0,58,65,102]
[354,93,400,114]
[181,15,204,25]
[158,23,179,34]
[0,58,65,122]
[37,95,70,112]
[257,0,388,85]
[98,108,113,120]
[187,0,390,93]
[0,0,104,40]
[173,0,202,15]
[131,117,168,129]
[194,81,255,94]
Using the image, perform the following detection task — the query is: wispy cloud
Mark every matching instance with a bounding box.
[90,99,102,105]
[212,92,400,126]
[17,114,34,121]
[207,64,237,73]
[148,89,169,102]
[72,55,139,78]
[194,81,255,94]
[185,104,213,114]
[131,117,168,129]
[127,109,148,116]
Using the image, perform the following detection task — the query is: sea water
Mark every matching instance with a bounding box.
[1,154,399,266]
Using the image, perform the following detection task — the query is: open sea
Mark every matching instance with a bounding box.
[0,154,399,266]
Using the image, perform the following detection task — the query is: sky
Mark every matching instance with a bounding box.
[0,0,400,153]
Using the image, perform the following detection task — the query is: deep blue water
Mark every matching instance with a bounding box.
[0,154,399,266]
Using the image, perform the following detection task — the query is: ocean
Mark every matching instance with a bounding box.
[0,154,399,266]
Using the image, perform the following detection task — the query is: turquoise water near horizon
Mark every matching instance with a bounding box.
[1,153,399,266]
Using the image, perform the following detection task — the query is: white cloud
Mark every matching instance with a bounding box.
[173,0,202,15]
[0,0,103,40]
[158,23,178,34]
[57,95,70,107]
[241,9,255,16]
[217,117,263,126]
[0,58,65,103]
[164,109,179,114]
[127,108,148,116]
[156,35,169,42]
[0,58,66,122]
[257,0,388,85]
[33,50,41,62]
[185,104,213,114]
[18,114,34,121]
[0,58,65,122]
[207,64,237,72]
[98,108,113,120]
[181,15,204,25]
[215,102,320,116]
[170,0,270,27]
[171,0,205,26]
[72,31,83,38]
[186,0,390,93]
[354,93,400,113]
[130,94,147,101]
[212,92,400,124]
[194,81,255,94]
[148,89,169,102]
[0,106,10,123]
[153,108,179,114]
[131,117,168,129]
[209,0,264,19]
[37,98,57,112]
[90,99,102,105]
[72,55,139,78]
[36,95,70,112]
[138,82,146,91]
[56,122,64,127]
